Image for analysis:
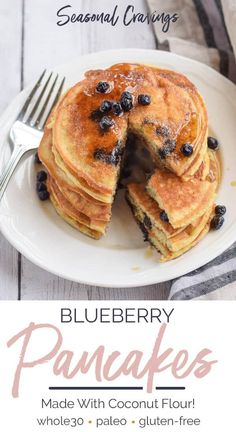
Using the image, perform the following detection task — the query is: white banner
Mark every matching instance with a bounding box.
[0,301,234,431]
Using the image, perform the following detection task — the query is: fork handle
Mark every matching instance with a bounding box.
[0,146,26,202]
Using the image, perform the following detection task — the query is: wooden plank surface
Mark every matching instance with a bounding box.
[0,0,22,300]
[0,0,171,300]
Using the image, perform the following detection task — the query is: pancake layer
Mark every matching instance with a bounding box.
[127,183,214,262]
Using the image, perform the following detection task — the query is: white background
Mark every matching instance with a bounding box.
[0,301,235,431]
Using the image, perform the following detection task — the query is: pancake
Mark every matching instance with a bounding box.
[48,63,208,201]
[146,151,218,229]
[52,69,128,201]
[40,115,115,204]
[49,192,102,240]
[126,183,213,261]
[128,66,208,178]
[39,127,111,220]
[47,177,108,236]
[57,185,111,222]
[150,223,211,262]
[38,62,221,258]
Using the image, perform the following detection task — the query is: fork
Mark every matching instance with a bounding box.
[0,70,65,202]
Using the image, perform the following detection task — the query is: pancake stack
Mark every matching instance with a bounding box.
[38,63,222,260]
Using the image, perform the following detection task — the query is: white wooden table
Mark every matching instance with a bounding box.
[0,0,171,300]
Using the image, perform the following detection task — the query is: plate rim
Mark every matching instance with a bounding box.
[1,48,236,288]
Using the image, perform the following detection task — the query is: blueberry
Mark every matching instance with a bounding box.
[164,139,176,152]
[37,170,47,182]
[121,91,132,100]
[99,116,114,131]
[215,205,226,216]
[94,149,106,162]
[211,215,224,230]
[106,153,120,166]
[36,182,47,192]
[100,100,112,113]
[120,92,133,112]
[139,222,149,241]
[38,190,49,201]
[113,142,124,157]
[96,81,110,93]
[112,102,123,116]
[144,214,152,230]
[120,97,133,112]
[90,109,103,122]
[181,143,193,157]
[94,147,121,166]
[138,94,151,105]
[108,145,124,165]
[158,147,170,159]
[156,126,169,137]
[160,210,169,222]
[34,152,41,164]
[143,118,154,125]
[208,136,219,150]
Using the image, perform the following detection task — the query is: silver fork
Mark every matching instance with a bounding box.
[0,70,65,201]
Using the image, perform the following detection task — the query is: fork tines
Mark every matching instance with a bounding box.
[17,70,65,130]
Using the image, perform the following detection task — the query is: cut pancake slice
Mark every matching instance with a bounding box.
[129,67,208,179]
[147,152,218,229]
[126,183,213,261]
[47,176,109,238]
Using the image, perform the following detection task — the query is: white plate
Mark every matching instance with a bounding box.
[1,49,236,288]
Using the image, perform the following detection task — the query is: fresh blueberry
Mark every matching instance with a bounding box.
[215,205,226,216]
[164,139,176,152]
[156,126,169,137]
[181,143,193,157]
[210,215,224,230]
[120,97,133,112]
[160,210,169,222]
[121,91,132,100]
[36,182,47,192]
[100,100,112,113]
[121,99,133,112]
[38,190,49,201]
[99,116,114,131]
[208,136,219,150]
[120,91,133,112]
[34,152,41,164]
[37,170,47,182]
[138,94,151,106]
[96,81,110,93]
[112,102,123,116]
